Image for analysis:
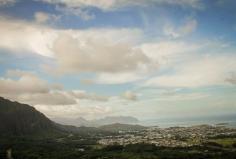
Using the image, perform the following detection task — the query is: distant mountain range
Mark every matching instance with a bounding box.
[0,97,145,136]
[99,123,146,132]
[53,115,139,127]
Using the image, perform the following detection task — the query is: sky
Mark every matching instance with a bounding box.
[0,0,235,121]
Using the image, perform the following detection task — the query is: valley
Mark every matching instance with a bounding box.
[1,97,236,159]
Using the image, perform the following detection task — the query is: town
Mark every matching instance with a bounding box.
[98,124,236,147]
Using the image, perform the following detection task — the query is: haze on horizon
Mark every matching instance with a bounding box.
[0,0,235,121]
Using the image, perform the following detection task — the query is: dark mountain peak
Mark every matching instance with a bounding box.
[0,97,113,136]
[0,96,56,136]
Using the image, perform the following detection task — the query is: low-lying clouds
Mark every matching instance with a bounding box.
[16,92,77,105]
[0,70,50,95]
[35,104,113,119]
[0,69,110,106]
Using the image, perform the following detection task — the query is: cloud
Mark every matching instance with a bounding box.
[95,72,146,84]
[70,90,109,102]
[0,69,110,105]
[80,79,95,85]
[0,70,73,105]
[163,18,197,38]
[40,0,203,20]
[42,0,203,11]
[0,71,50,95]
[34,12,60,24]
[55,5,94,20]
[35,104,112,119]
[0,0,16,6]
[0,17,57,57]
[225,73,236,85]
[0,17,151,76]
[140,41,200,66]
[121,91,137,101]
[41,0,119,11]
[1,16,234,88]
[16,91,77,105]
[52,31,149,74]
[93,40,201,84]
[145,89,209,101]
[144,54,236,88]
[35,12,50,23]
[6,69,36,78]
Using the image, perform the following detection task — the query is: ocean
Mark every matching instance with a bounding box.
[140,116,236,128]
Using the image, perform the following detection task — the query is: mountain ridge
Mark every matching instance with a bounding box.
[0,96,146,137]
[53,115,139,127]
[0,97,113,136]
[0,96,59,136]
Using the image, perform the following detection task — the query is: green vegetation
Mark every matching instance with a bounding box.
[208,138,236,147]
[1,138,236,159]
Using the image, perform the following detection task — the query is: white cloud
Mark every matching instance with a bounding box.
[0,17,57,57]
[70,90,109,101]
[144,54,236,88]
[164,18,197,38]
[121,91,137,101]
[55,5,94,20]
[17,91,77,105]
[152,91,209,101]
[34,12,60,24]
[94,40,202,84]
[96,72,145,84]
[0,70,73,105]
[0,17,203,85]
[35,104,112,119]
[141,41,200,66]
[1,16,234,88]
[0,72,50,95]
[40,0,203,20]
[225,73,236,85]
[42,0,203,11]
[35,12,50,23]
[0,69,111,105]
[0,17,150,76]
[6,69,36,78]
[0,0,16,6]
[42,0,118,11]
[52,31,149,74]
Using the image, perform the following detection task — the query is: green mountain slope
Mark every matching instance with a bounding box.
[0,97,112,137]
[0,97,59,136]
